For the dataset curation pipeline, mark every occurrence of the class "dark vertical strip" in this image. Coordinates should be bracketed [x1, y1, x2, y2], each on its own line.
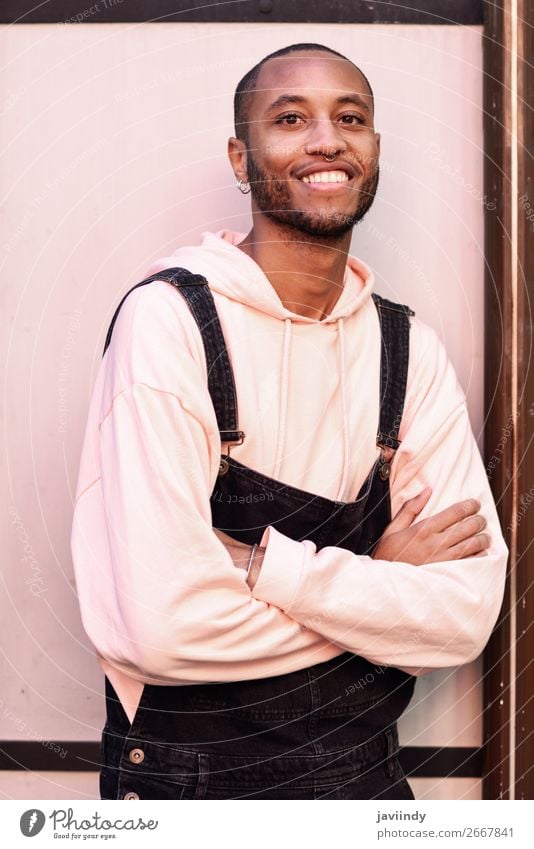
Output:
[482, 0, 534, 800]
[482, 0, 513, 802]
[514, 0, 534, 803]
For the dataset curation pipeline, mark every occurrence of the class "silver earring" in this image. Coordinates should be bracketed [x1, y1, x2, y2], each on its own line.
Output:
[323, 153, 336, 162]
[237, 178, 251, 194]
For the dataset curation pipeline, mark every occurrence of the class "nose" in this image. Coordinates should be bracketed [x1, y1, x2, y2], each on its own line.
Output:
[303, 117, 347, 158]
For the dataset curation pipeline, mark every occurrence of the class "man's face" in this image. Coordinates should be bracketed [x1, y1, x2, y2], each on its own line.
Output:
[241, 52, 380, 239]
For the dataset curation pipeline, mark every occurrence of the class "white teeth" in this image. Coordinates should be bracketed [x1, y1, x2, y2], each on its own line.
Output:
[302, 170, 349, 184]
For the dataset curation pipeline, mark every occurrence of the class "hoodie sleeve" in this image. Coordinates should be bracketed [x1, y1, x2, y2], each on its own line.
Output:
[251, 319, 509, 674]
[71, 281, 342, 686]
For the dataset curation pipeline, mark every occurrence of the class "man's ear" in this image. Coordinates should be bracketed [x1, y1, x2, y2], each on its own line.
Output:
[374, 132, 381, 158]
[228, 136, 248, 182]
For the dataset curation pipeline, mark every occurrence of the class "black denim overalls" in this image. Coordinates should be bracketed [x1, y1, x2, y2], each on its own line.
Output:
[99, 267, 417, 800]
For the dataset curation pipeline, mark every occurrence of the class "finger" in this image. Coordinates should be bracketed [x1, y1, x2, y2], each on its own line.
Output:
[438, 514, 487, 549]
[389, 487, 432, 531]
[424, 498, 481, 534]
[446, 532, 491, 560]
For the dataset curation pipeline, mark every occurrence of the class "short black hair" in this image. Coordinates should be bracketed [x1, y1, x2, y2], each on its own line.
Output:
[233, 42, 374, 146]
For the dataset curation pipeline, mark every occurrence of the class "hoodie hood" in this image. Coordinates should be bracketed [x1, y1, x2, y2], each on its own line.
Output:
[146, 229, 376, 500]
[146, 229, 375, 324]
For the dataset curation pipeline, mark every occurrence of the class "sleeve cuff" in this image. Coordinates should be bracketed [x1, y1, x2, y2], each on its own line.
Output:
[252, 525, 313, 611]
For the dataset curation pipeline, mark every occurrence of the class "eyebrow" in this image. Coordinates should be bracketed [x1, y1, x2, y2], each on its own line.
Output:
[263, 93, 371, 116]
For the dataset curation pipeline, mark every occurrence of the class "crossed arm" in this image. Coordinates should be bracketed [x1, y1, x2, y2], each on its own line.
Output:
[95, 395, 506, 681]
[216, 488, 492, 587]
[75, 295, 508, 685]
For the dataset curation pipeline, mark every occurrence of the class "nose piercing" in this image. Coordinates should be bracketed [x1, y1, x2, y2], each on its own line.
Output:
[323, 153, 336, 162]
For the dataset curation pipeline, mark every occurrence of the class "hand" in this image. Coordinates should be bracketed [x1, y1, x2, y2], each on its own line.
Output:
[371, 487, 491, 566]
[212, 528, 251, 570]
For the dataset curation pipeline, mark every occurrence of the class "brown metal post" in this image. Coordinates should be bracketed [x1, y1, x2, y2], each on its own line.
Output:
[482, 0, 534, 799]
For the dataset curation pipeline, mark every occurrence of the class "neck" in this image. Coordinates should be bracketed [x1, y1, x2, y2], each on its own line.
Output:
[237, 216, 351, 321]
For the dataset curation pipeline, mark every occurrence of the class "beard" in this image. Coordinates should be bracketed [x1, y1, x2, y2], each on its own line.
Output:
[245, 153, 380, 239]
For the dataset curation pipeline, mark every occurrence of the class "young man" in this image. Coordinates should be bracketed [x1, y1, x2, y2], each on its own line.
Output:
[71, 43, 508, 800]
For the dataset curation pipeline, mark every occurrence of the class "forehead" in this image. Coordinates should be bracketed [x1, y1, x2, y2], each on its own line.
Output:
[252, 51, 372, 112]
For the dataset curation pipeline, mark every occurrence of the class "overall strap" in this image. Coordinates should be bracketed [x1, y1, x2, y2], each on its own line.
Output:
[102, 267, 244, 446]
[370, 292, 415, 479]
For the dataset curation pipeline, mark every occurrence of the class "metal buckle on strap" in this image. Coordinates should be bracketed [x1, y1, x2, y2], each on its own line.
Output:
[377, 432, 401, 451]
[376, 438, 398, 481]
[218, 431, 245, 476]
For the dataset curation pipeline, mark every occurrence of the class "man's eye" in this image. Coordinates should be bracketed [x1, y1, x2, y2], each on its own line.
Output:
[339, 114, 365, 125]
[275, 113, 304, 126]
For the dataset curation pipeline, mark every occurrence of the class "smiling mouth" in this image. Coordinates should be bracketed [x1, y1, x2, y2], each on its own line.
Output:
[300, 170, 351, 185]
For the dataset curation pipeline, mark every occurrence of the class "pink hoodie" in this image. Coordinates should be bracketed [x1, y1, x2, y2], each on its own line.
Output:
[71, 229, 508, 724]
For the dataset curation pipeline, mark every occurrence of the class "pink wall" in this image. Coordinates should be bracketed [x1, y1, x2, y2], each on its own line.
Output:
[1, 21, 485, 799]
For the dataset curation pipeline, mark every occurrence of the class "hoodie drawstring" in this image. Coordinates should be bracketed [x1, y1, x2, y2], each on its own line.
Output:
[336, 318, 349, 502]
[272, 316, 349, 502]
[272, 318, 292, 480]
